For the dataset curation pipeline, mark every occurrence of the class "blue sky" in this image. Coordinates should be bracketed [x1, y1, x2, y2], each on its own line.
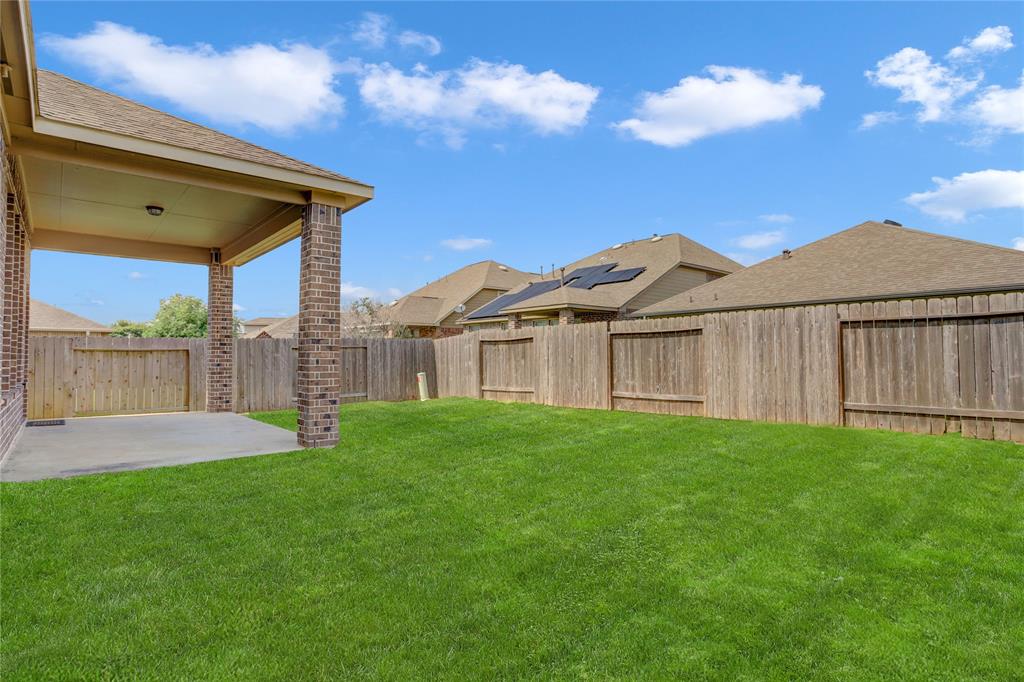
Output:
[29, 2, 1024, 324]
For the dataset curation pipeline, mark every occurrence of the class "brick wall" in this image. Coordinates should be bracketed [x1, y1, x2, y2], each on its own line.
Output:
[558, 309, 575, 325]
[206, 257, 234, 412]
[1, 137, 29, 462]
[577, 310, 621, 324]
[297, 202, 342, 448]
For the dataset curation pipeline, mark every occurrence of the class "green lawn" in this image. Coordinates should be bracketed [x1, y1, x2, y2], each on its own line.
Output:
[2, 399, 1022, 680]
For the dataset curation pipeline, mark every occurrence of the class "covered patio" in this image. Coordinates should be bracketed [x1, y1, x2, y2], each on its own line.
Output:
[1, 0, 372, 461]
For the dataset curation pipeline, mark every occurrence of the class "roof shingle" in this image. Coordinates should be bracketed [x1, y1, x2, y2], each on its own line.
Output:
[635, 221, 1024, 316]
[36, 70, 367, 186]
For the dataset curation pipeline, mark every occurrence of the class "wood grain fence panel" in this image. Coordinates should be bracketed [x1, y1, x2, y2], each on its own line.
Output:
[610, 328, 704, 416]
[481, 337, 535, 402]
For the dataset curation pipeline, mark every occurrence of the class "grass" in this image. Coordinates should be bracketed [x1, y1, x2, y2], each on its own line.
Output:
[2, 399, 1022, 680]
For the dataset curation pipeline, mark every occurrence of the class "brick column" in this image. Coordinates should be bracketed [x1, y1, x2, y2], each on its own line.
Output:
[206, 255, 234, 412]
[3, 204, 24, 396]
[297, 202, 341, 448]
[507, 314, 522, 330]
[558, 308, 575, 325]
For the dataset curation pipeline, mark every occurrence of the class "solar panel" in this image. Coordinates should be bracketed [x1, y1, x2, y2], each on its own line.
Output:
[463, 263, 648, 320]
[464, 280, 562, 319]
[588, 266, 645, 286]
[566, 263, 645, 289]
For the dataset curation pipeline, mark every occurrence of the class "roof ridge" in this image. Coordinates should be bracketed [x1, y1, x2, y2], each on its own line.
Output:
[38, 69, 365, 186]
[860, 220, 1024, 256]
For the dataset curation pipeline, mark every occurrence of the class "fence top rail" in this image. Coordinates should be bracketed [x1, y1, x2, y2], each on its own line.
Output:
[840, 308, 1024, 323]
[70, 337, 194, 351]
[480, 335, 534, 343]
[609, 327, 704, 336]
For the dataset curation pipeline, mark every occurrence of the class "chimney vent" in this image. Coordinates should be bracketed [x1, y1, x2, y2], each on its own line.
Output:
[883, 219, 902, 226]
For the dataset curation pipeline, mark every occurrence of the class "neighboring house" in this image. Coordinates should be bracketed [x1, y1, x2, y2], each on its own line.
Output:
[633, 221, 1024, 318]
[245, 315, 298, 339]
[246, 260, 535, 339]
[242, 317, 286, 336]
[388, 260, 536, 337]
[28, 300, 111, 337]
[462, 234, 741, 330]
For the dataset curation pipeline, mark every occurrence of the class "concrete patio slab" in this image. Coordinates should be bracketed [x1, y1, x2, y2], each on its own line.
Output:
[1, 412, 299, 482]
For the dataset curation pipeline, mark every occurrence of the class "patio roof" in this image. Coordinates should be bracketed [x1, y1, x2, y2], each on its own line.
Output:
[1, 0, 372, 266]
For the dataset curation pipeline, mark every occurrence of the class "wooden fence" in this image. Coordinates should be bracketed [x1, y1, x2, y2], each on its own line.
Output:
[435, 291, 1024, 443]
[27, 293, 1023, 444]
[28, 336, 436, 419]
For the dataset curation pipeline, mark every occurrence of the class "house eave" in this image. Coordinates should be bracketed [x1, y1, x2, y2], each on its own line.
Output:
[632, 283, 1024, 318]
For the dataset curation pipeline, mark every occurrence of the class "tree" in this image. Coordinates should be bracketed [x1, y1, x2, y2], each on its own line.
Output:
[344, 297, 412, 338]
[144, 294, 208, 338]
[109, 319, 149, 338]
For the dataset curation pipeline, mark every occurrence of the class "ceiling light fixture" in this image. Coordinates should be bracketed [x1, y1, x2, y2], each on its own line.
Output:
[145, 205, 164, 217]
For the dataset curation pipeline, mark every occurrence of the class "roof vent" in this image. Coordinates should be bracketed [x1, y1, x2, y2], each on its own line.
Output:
[650, 235, 663, 242]
[611, 243, 623, 250]
[883, 219, 902, 226]
[498, 265, 509, 271]
[782, 249, 792, 259]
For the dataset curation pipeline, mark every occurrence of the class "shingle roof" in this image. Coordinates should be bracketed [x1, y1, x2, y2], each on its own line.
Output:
[29, 300, 111, 333]
[635, 221, 1024, 316]
[467, 233, 741, 319]
[245, 315, 298, 339]
[244, 317, 286, 327]
[36, 70, 368, 186]
[389, 260, 536, 326]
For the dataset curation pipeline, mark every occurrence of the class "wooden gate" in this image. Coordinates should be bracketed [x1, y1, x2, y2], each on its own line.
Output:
[839, 305, 1024, 440]
[480, 336, 535, 402]
[609, 328, 705, 416]
[28, 337, 203, 419]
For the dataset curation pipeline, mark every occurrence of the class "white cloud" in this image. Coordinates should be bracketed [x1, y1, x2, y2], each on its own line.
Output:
[339, 282, 381, 301]
[1012, 237, 1024, 251]
[359, 59, 598, 147]
[725, 252, 767, 267]
[904, 169, 1024, 222]
[397, 30, 442, 56]
[613, 66, 823, 147]
[734, 230, 785, 249]
[859, 111, 901, 130]
[441, 237, 493, 251]
[968, 74, 1024, 135]
[89, 299, 105, 306]
[128, 271, 145, 280]
[352, 12, 390, 49]
[232, 303, 246, 313]
[385, 287, 404, 300]
[351, 13, 442, 56]
[759, 214, 793, 224]
[866, 47, 978, 122]
[43, 22, 342, 133]
[947, 26, 1014, 61]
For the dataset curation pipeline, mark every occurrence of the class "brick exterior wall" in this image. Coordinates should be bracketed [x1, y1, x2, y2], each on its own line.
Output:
[206, 257, 234, 412]
[558, 308, 575, 325]
[436, 326, 464, 338]
[507, 313, 522, 330]
[577, 310, 622, 324]
[297, 202, 342, 448]
[1, 136, 29, 462]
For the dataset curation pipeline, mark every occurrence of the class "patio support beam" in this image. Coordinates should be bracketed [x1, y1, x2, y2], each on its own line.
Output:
[206, 251, 234, 412]
[296, 202, 342, 448]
